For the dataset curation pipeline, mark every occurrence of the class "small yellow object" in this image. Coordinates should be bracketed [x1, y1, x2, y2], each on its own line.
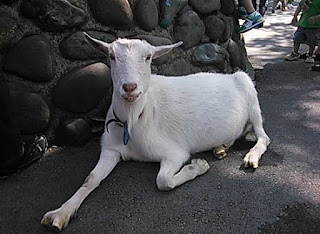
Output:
[214, 145, 227, 159]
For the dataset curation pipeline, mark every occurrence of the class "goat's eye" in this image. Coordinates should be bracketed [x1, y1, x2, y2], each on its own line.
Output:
[109, 54, 115, 60]
[145, 54, 151, 61]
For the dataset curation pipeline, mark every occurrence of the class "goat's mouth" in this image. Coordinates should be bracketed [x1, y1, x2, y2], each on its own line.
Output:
[123, 92, 142, 103]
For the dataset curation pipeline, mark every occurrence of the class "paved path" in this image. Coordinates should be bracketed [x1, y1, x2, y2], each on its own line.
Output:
[1, 3, 320, 234]
[245, 1, 308, 67]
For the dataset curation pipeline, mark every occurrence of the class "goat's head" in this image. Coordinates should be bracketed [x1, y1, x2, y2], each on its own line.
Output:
[84, 32, 182, 103]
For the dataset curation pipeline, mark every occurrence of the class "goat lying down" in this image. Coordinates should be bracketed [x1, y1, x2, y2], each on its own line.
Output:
[41, 33, 270, 231]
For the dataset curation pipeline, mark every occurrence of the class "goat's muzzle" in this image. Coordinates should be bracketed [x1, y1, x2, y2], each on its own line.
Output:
[122, 82, 137, 93]
[121, 82, 141, 103]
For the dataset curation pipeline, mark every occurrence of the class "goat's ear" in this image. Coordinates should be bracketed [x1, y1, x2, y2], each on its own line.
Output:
[83, 32, 110, 55]
[152, 41, 183, 59]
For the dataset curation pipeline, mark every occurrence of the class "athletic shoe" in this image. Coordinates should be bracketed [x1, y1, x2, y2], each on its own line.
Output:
[285, 52, 300, 61]
[305, 56, 315, 63]
[0, 135, 48, 178]
[239, 11, 265, 33]
[311, 61, 320, 71]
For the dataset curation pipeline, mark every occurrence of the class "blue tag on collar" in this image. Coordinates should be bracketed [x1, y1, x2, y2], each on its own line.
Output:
[123, 121, 130, 145]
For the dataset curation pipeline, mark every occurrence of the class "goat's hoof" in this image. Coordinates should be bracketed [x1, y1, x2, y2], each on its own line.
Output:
[41, 208, 71, 232]
[214, 145, 227, 159]
[251, 162, 259, 169]
[191, 159, 210, 175]
[243, 152, 259, 168]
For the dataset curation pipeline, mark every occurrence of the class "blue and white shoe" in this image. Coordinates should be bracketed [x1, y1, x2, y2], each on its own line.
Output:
[239, 11, 264, 33]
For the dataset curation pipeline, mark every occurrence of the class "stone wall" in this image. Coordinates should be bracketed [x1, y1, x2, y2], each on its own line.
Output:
[0, 0, 252, 146]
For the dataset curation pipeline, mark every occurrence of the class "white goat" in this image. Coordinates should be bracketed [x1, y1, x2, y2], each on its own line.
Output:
[41, 33, 270, 231]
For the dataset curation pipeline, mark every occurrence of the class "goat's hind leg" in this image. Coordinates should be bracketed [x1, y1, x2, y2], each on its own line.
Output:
[156, 152, 210, 191]
[243, 100, 270, 168]
[41, 150, 121, 231]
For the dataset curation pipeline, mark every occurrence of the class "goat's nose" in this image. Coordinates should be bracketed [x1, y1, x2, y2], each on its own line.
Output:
[122, 82, 137, 93]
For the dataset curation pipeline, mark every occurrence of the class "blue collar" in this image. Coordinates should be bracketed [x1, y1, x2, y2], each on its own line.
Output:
[106, 110, 144, 145]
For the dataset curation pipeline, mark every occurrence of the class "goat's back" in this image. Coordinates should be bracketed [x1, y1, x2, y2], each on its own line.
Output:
[147, 71, 256, 153]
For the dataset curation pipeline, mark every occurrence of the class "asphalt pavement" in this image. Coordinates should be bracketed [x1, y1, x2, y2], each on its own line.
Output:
[1, 2, 320, 234]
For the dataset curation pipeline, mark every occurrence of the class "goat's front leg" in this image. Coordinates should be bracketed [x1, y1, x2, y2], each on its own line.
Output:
[41, 149, 121, 232]
[156, 154, 210, 191]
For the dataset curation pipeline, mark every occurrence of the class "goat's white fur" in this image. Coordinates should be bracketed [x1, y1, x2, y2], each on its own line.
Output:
[41, 33, 270, 231]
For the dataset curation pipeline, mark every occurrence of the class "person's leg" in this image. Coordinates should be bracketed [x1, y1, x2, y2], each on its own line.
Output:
[285, 26, 304, 60]
[312, 46, 320, 70]
[0, 77, 47, 178]
[238, 0, 264, 33]
[259, 0, 268, 15]
[304, 28, 319, 63]
[304, 45, 315, 63]
[251, 0, 257, 11]
[293, 41, 301, 53]
[272, 0, 280, 12]
[0, 77, 23, 169]
[239, 0, 255, 12]
[281, 0, 286, 10]
[308, 45, 315, 57]
[314, 32, 320, 66]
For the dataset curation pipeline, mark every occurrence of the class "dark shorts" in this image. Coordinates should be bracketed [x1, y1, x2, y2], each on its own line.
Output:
[294, 26, 320, 46]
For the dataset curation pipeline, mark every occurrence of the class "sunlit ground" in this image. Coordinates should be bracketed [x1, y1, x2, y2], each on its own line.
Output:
[244, 1, 309, 67]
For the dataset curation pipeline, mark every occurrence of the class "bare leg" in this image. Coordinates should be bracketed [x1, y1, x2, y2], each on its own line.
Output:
[294, 42, 301, 53]
[259, 0, 268, 15]
[156, 154, 210, 191]
[239, 0, 255, 12]
[272, 0, 280, 11]
[41, 149, 121, 231]
[281, 0, 286, 10]
[308, 45, 315, 57]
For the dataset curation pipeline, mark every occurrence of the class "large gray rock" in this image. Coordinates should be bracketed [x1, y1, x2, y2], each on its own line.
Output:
[204, 15, 225, 43]
[20, 0, 87, 32]
[89, 0, 133, 29]
[0, 0, 18, 4]
[134, 0, 158, 31]
[159, 0, 188, 28]
[55, 118, 92, 146]
[60, 31, 117, 60]
[158, 58, 192, 76]
[3, 35, 54, 82]
[226, 39, 243, 69]
[0, 9, 18, 52]
[173, 10, 205, 49]
[189, 0, 221, 15]
[220, 15, 235, 42]
[220, 0, 235, 16]
[53, 63, 112, 113]
[10, 91, 50, 134]
[131, 35, 172, 65]
[192, 43, 229, 70]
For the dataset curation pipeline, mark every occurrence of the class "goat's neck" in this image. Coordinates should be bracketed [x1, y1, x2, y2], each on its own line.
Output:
[112, 93, 150, 133]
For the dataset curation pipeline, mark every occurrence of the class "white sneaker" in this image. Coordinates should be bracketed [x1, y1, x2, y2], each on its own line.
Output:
[287, 3, 293, 9]
[305, 56, 315, 63]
